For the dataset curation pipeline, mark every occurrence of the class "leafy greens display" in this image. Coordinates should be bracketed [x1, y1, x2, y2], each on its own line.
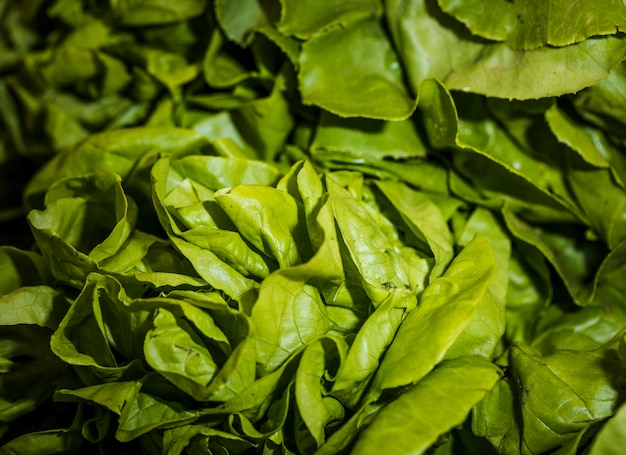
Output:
[2, 0, 626, 454]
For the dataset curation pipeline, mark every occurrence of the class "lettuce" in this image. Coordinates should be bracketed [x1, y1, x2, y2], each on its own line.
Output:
[2, 1, 626, 454]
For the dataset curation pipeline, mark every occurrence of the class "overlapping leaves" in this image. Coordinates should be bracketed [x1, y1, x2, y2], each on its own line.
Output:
[2, 0, 626, 454]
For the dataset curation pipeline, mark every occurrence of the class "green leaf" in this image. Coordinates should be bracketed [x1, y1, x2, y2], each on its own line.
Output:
[162, 423, 255, 455]
[372, 235, 495, 393]
[531, 304, 626, 353]
[438, 0, 626, 49]
[214, 185, 309, 268]
[112, 0, 208, 26]
[144, 307, 220, 400]
[55, 381, 140, 416]
[504, 242, 552, 344]
[294, 336, 345, 452]
[444, 36, 626, 100]
[0, 285, 69, 333]
[565, 152, 626, 250]
[546, 104, 611, 169]
[503, 209, 606, 306]
[50, 274, 150, 382]
[547, 101, 626, 188]
[588, 402, 626, 455]
[315, 400, 383, 455]
[471, 377, 522, 455]
[215, 0, 280, 45]
[24, 127, 212, 211]
[0, 325, 68, 423]
[0, 406, 84, 454]
[217, 349, 301, 422]
[27, 171, 196, 291]
[203, 28, 259, 89]
[328, 176, 417, 304]
[99, 285, 255, 402]
[475, 337, 626, 454]
[445, 208, 509, 359]
[299, 17, 416, 120]
[278, 0, 382, 39]
[0, 247, 51, 296]
[251, 275, 333, 374]
[352, 356, 501, 455]
[116, 374, 207, 442]
[420, 80, 584, 221]
[151, 157, 261, 303]
[589, 239, 626, 308]
[374, 180, 453, 281]
[330, 290, 413, 409]
[572, 62, 626, 136]
[513, 339, 626, 453]
[386, 0, 626, 99]
[311, 111, 427, 166]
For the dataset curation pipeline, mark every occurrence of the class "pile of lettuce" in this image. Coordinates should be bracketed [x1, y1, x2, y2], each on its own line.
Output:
[2, 1, 626, 454]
